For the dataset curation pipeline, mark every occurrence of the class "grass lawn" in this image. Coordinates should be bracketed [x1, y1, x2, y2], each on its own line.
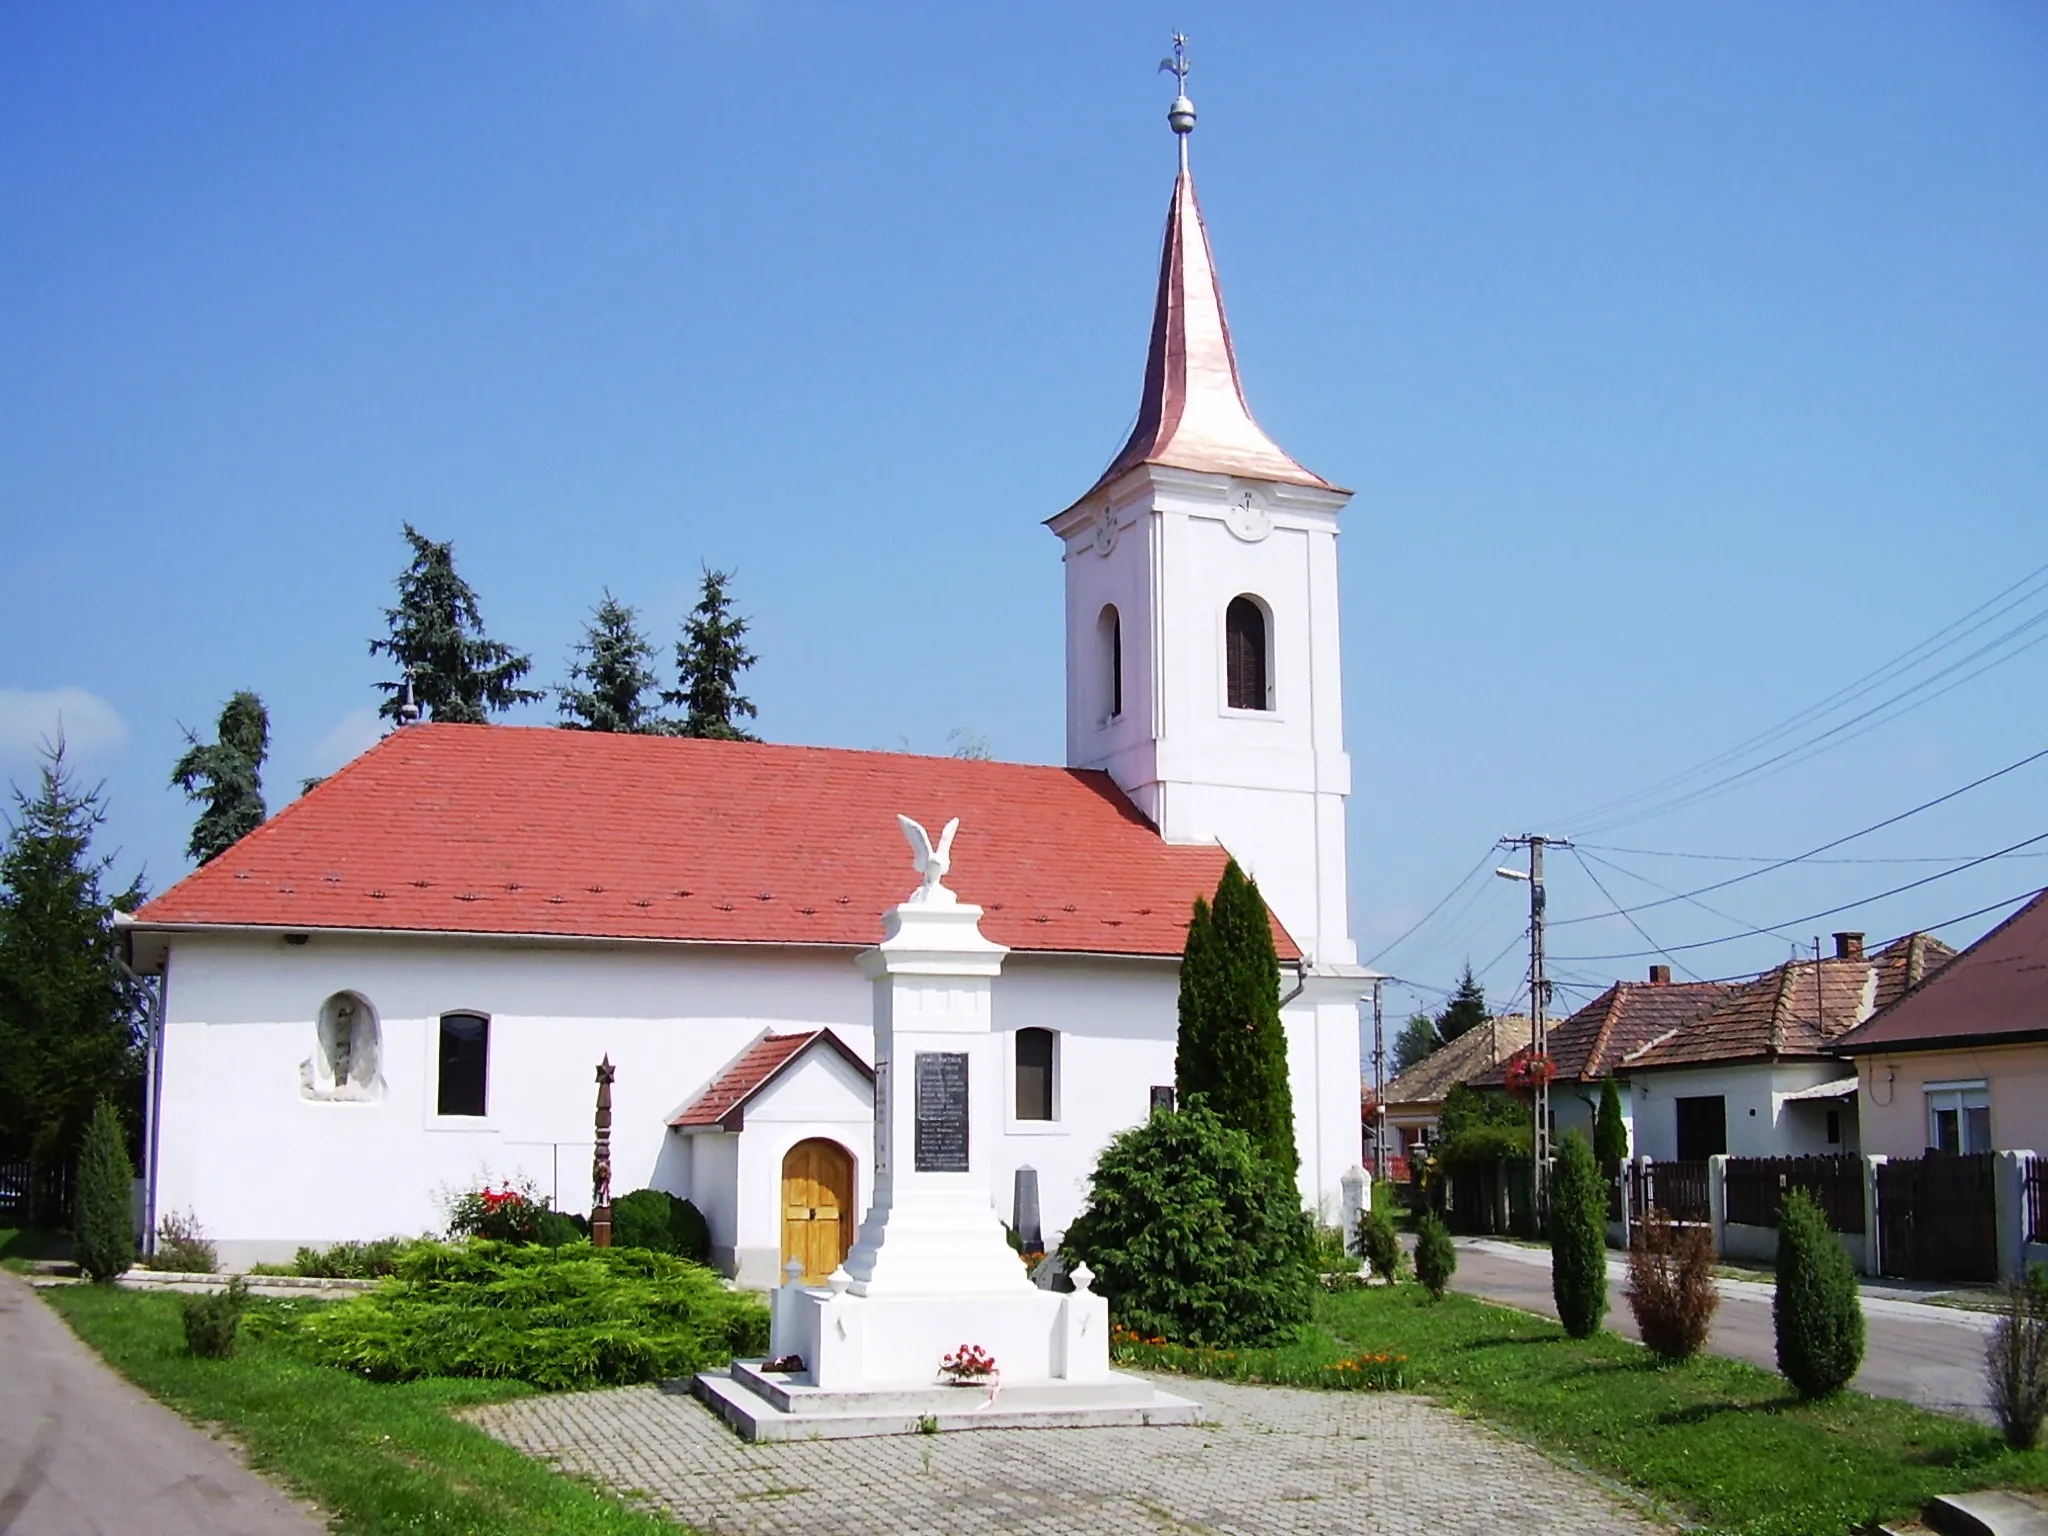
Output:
[43, 1285, 689, 1536]
[1313, 1284, 2042, 1536]
[0, 1226, 72, 1267]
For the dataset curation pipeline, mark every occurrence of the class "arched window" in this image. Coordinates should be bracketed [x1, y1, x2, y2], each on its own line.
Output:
[437, 1012, 490, 1118]
[1098, 604, 1123, 720]
[301, 992, 384, 1101]
[1015, 1028, 1057, 1122]
[1225, 596, 1270, 711]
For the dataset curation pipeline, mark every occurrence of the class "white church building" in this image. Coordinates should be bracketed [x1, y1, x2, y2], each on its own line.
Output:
[125, 89, 1373, 1282]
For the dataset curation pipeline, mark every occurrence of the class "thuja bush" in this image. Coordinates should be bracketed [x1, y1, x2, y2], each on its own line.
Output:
[1357, 1198, 1403, 1286]
[1988, 1266, 2048, 1450]
[609, 1188, 710, 1263]
[74, 1098, 135, 1283]
[298, 1240, 768, 1391]
[1414, 1212, 1457, 1301]
[1060, 1101, 1316, 1348]
[1774, 1187, 1865, 1399]
[1549, 1130, 1608, 1339]
[1625, 1212, 1718, 1361]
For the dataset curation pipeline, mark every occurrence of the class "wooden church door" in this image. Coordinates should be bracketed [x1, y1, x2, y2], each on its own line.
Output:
[780, 1138, 854, 1282]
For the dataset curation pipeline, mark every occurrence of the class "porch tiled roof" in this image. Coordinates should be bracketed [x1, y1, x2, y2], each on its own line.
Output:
[669, 1029, 872, 1131]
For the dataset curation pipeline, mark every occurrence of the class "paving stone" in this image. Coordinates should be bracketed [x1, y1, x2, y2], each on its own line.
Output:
[467, 1374, 1666, 1534]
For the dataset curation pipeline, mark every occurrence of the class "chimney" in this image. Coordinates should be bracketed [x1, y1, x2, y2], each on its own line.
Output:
[1833, 932, 1865, 961]
[1648, 965, 1671, 986]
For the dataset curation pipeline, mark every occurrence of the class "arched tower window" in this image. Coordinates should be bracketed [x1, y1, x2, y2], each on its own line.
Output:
[301, 991, 384, 1101]
[1098, 605, 1123, 721]
[1225, 596, 1270, 711]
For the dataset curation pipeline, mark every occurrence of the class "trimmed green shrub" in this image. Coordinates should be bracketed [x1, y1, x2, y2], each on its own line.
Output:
[1433, 1083, 1533, 1173]
[607, 1188, 706, 1261]
[73, 1098, 135, 1283]
[1357, 1186, 1403, 1286]
[1060, 1102, 1316, 1348]
[297, 1240, 768, 1390]
[1593, 1076, 1629, 1163]
[143, 1208, 217, 1274]
[181, 1275, 248, 1358]
[291, 1237, 418, 1279]
[1549, 1130, 1607, 1338]
[1174, 860, 1298, 1178]
[1774, 1186, 1864, 1399]
[1414, 1212, 1457, 1300]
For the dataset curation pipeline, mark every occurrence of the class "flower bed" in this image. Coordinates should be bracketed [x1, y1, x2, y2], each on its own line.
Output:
[1110, 1324, 1408, 1391]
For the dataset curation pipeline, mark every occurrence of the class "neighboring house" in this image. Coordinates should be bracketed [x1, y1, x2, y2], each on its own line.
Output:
[1378, 1015, 1534, 1169]
[1833, 889, 2048, 1158]
[1470, 967, 1729, 1156]
[119, 123, 1377, 1281]
[1622, 932, 1954, 1161]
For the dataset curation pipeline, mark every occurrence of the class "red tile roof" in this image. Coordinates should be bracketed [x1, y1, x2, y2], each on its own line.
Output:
[1382, 1015, 1534, 1109]
[1469, 979, 1732, 1089]
[1625, 936, 1957, 1070]
[1834, 893, 2048, 1054]
[133, 724, 1291, 960]
[670, 1030, 871, 1130]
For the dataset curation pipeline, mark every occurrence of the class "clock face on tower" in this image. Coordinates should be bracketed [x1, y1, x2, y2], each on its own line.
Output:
[1225, 489, 1272, 543]
[1092, 505, 1121, 557]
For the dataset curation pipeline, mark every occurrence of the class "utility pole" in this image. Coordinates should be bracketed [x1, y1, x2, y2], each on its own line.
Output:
[1499, 834, 1571, 1217]
[1371, 978, 1387, 1183]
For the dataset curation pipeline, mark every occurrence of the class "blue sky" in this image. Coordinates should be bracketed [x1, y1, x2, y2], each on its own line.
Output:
[4, 3, 2046, 1020]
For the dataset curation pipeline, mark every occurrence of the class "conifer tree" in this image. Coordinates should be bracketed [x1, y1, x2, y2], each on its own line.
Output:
[169, 691, 269, 864]
[1392, 1012, 1440, 1075]
[369, 523, 540, 725]
[556, 590, 666, 734]
[1175, 860, 1298, 1178]
[665, 566, 759, 741]
[1550, 1129, 1609, 1338]
[1436, 962, 1488, 1043]
[0, 745, 147, 1178]
[1594, 1076, 1629, 1163]
[74, 1097, 135, 1282]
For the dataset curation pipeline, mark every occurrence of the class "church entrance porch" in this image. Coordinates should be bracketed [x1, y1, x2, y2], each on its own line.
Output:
[781, 1138, 854, 1282]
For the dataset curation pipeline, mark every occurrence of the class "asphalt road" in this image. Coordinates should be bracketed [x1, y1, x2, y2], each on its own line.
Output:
[1446, 1236, 1998, 1424]
[0, 1272, 326, 1536]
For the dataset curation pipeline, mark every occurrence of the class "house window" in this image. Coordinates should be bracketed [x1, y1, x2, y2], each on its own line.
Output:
[1099, 605, 1123, 721]
[1826, 1109, 1841, 1145]
[1926, 1081, 1990, 1154]
[1015, 1028, 1056, 1121]
[437, 1013, 490, 1117]
[1225, 596, 1270, 711]
[1673, 1095, 1726, 1161]
[303, 992, 384, 1101]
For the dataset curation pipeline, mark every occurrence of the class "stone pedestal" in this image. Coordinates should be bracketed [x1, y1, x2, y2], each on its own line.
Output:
[697, 865, 1198, 1440]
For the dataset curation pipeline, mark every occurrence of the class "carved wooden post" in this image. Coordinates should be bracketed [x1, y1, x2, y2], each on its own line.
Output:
[592, 1055, 615, 1248]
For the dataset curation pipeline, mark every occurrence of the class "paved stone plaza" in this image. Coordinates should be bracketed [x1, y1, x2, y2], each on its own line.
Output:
[469, 1375, 1667, 1535]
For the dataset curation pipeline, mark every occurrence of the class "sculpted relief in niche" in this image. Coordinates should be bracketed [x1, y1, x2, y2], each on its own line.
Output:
[301, 991, 385, 1101]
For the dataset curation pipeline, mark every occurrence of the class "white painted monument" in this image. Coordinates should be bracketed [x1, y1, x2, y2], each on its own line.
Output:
[694, 817, 1201, 1440]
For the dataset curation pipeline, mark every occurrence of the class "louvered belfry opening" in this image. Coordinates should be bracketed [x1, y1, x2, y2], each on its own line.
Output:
[1225, 596, 1268, 710]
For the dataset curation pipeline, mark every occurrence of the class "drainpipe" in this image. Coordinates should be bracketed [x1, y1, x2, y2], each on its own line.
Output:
[119, 945, 169, 1257]
[1280, 957, 1308, 1008]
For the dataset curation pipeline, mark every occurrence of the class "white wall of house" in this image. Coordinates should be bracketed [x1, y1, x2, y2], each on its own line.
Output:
[1630, 1061, 1857, 1161]
[153, 929, 1359, 1271]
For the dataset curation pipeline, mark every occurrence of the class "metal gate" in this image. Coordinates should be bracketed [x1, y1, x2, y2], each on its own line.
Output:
[1876, 1152, 1995, 1282]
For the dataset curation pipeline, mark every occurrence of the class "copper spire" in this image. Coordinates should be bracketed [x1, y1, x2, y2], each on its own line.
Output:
[1076, 43, 1337, 502]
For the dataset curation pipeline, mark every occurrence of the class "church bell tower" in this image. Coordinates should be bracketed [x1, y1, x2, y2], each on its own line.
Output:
[1047, 44, 1358, 969]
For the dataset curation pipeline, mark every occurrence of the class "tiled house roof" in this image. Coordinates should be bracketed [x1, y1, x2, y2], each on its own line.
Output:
[130, 724, 1295, 960]
[1383, 1016, 1535, 1111]
[1834, 892, 2048, 1054]
[669, 1030, 872, 1131]
[1625, 935, 1957, 1070]
[1469, 977, 1731, 1089]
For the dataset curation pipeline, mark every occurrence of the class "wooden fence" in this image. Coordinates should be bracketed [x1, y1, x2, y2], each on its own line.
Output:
[1723, 1155, 1865, 1234]
[1876, 1152, 1996, 1282]
[1628, 1159, 1710, 1226]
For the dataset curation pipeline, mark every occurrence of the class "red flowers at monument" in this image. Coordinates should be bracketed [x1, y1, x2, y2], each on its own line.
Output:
[939, 1344, 998, 1381]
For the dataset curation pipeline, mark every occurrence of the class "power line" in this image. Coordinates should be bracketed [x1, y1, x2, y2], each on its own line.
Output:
[1364, 847, 1499, 967]
[1549, 742, 2048, 928]
[1576, 847, 1799, 945]
[1553, 830, 2048, 962]
[1567, 846, 1703, 981]
[1578, 841, 2048, 867]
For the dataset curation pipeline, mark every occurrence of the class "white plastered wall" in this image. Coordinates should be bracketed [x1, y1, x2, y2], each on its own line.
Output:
[720, 1046, 871, 1288]
[1630, 1062, 1858, 1161]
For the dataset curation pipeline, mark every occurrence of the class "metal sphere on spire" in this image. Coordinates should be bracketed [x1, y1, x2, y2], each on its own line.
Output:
[1160, 32, 1195, 137]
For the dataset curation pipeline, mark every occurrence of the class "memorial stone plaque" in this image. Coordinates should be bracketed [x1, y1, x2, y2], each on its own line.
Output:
[914, 1052, 970, 1173]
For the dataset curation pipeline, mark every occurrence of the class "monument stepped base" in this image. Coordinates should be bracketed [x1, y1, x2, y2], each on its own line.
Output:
[693, 1361, 1202, 1441]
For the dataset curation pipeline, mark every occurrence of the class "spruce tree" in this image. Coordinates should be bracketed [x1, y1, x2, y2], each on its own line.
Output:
[1436, 963, 1488, 1043]
[369, 523, 540, 724]
[556, 590, 666, 733]
[1594, 1076, 1629, 1163]
[0, 745, 146, 1177]
[1174, 860, 1297, 1178]
[169, 691, 269, 864]
[665, 566, 759, 741]
[1392, 1012, 1440, 1075]
[74, 1097, 135, 1282]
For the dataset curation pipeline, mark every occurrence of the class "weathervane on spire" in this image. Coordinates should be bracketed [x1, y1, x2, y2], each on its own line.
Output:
[1160, 32, 1196, 149]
